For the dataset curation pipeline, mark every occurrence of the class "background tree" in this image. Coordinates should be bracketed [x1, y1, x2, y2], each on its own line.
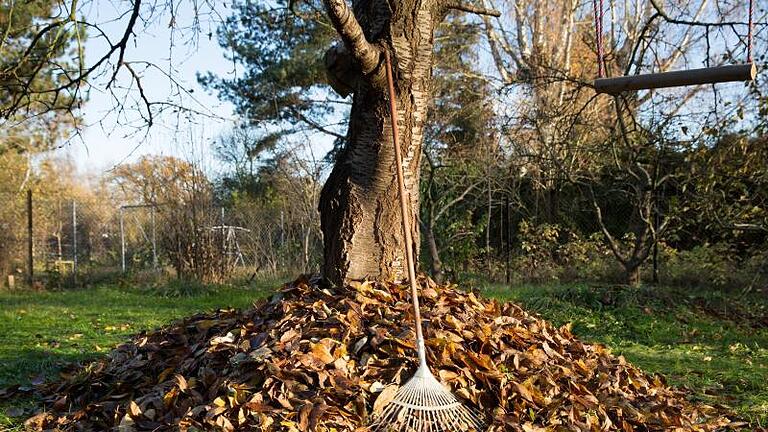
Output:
[418, 13, 493, 281]
[677, 134, 767, 244]
[214, 128, 325, 274]
[584, 131, 674, 286]
[110, 155, 230, 282]
[199, 0, 347, 144]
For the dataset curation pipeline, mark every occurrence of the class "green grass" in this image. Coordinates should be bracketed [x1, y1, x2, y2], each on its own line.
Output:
[480, 283, 768, 427]
[1, 280, 766, 429]
[0, 279, 277, 429]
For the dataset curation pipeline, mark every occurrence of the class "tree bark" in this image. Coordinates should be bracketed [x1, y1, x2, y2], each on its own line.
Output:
[319, 0, 498, 284]
[422, 220, 444, 283]
[320, 0, 438, 284]
[625, 262, 641, 287]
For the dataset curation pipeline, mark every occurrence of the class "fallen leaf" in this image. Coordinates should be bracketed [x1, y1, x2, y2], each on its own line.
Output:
[20, 277, 738, 431]
[372, 385, 398, 414]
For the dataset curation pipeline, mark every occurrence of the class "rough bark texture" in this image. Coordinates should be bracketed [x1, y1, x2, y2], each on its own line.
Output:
[320, 0, 444, 284]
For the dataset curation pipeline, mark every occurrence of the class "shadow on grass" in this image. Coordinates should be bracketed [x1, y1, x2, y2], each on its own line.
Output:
[0, 348, 103, 388]
[0, 347, 109, 430]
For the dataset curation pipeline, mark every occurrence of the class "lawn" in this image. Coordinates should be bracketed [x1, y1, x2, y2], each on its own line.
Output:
[1, 279, 766, 429]
[480, 282, 768, 428]
[0, 279, 277, 430]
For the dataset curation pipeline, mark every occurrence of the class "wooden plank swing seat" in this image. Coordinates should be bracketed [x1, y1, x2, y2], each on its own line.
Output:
[591, 0, 757, 95]
[594, 62, 758, 95]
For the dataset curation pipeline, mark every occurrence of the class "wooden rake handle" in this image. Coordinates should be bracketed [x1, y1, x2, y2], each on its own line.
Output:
[384, 50, 427, 367]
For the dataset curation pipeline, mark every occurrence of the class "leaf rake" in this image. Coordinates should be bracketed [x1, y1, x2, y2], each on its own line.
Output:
[369, 50, 487, 432]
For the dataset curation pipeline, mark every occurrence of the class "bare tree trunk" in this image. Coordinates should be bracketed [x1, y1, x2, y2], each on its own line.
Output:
[422, 220, 444, 283]
[320, 84, 426, 283]
[303, 224, 311, 272]
[625, 262, 641, 287]
[320, 1, 431, 285]
[546, 185, 559, 223]
[319, 0, 499, 284]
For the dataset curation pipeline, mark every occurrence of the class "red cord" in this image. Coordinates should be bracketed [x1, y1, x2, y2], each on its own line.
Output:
[593, 0, 605, 77]
[747, 0, 754, 62]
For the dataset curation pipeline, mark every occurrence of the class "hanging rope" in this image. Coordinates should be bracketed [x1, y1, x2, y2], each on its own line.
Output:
[593, 0, 605, 77]
[747, 0, 754, 62]
[592, 0, 756, 90]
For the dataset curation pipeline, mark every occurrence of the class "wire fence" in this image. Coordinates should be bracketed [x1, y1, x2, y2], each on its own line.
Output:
[0, 184, 763, 290]
[0, 190, 323, 288]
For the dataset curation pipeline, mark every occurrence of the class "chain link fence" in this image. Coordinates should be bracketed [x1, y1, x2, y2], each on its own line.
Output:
[0, 191, 322, 289]
[0, 191, 116, 288]
[2, 183, 761, 290]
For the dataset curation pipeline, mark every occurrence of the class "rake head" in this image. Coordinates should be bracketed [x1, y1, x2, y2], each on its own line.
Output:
[370, 365, 486, 432]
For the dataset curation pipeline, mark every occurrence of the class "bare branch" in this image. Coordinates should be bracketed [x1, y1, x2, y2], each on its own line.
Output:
[322, 0, 379, 74]
[445, 2, 501, 17]
[1, 0, 143, 120]
[648, 0, 754, 28]
[732, 223, 768, 233]
[108, 0, 143, 86]
[481, 16, 512, 82]
[287, 105, 346, 140]
[588, 186, 627, 265]
[434, 181, 482, 222]
[124, 63, 153, 127]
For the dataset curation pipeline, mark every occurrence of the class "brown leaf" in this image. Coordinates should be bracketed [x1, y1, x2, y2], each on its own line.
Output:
[52, 395, 68, 411]
[175, 374, 188, 391]
[311, 342, 335, 365]
[128, 400, 142, 419]
[309, 402, 327, 431]
[298, 402, 313, 432]
[372, 385, 398, 414]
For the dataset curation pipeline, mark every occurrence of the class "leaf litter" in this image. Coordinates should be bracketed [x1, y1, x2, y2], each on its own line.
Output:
[17, 276, 745, 431]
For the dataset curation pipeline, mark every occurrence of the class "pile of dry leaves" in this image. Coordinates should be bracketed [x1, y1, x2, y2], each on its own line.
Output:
[24, 276, 741, 431]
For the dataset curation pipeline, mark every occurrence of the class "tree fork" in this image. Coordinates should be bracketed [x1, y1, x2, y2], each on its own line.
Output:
[319, 0, 499, 284]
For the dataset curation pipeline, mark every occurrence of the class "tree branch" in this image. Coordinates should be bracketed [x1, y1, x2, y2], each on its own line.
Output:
[1, 0, 143, 120]
[588, 186, 628, 265]
[648, 0, 755, 28]
[445, 2, 501, 17]
[287, 105, 346, 140]
[435, 181, 482, 222]
[481, 16, 512, 82]
[124, 62, 153, 127]
[322, 0, 379, 74]
[108, 0, 142, 83]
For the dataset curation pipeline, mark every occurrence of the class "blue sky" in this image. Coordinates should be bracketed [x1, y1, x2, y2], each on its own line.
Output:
[59, 0, 763, 176]
[63, 2, 238, 174]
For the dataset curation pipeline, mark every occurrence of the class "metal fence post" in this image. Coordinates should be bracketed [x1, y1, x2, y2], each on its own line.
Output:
[280, 210, 285, 268]
[652, 192, 661, 284]
[120, 206, 126, 273]
[221, 207, 227, 274]
[221, 206, 226, 252]
[505, 195, 511, 284]
[27, 189, 33, 285]
[72, 200, 78, 286]
[151, 205, 158, 269]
